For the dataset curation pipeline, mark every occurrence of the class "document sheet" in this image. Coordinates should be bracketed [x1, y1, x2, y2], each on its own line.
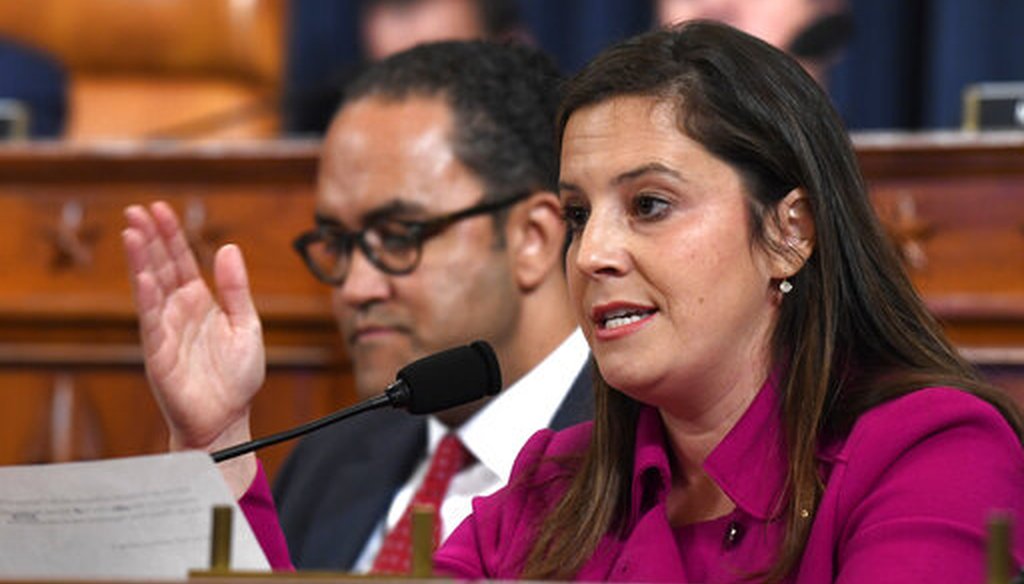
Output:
[0, 451, 269, 579]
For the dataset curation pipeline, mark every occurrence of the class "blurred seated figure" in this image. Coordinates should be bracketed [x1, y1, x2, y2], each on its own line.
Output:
[285, 0, 523, 135]
[362, 0, 522, 61]
[653, 0, 851, 85]
[0, 37, 67, 138]
[124, 39, 591, 573]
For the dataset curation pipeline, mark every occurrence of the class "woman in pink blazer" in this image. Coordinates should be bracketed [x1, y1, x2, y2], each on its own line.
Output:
[434, 21, 1024, 583]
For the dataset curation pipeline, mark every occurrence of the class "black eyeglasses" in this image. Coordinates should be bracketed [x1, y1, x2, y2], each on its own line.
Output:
[293, 192, 530, 286]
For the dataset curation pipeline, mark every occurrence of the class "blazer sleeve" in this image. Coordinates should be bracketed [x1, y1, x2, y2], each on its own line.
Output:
[832, 388, 1024, 584]
[239, 461, 294, 571]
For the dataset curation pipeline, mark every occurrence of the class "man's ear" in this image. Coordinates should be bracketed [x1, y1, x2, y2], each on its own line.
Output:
[505, 191, 566, 291]
[768, 188, 816, 278]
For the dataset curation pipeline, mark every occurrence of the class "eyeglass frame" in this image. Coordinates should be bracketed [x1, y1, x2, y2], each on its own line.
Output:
[292, 190, 532, 286]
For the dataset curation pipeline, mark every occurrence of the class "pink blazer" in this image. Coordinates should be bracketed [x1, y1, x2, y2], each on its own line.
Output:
[435, 385, 1024, 583]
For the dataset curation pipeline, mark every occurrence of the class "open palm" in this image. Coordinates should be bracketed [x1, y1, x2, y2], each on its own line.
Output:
[122, 202, 265, 454]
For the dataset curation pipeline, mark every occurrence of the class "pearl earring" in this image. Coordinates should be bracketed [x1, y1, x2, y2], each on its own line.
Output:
[779, 279, 793, 294]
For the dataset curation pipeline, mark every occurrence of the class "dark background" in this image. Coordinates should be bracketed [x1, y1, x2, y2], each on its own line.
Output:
[285, 0, 1024, 131]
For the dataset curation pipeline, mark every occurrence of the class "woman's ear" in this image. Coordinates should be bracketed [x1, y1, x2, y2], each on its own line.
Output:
[505, 191, 566, 291]
[768, 188, 816, 278]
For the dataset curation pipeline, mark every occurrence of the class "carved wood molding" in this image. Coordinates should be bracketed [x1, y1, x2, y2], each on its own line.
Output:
[0, 343, 340, 368]
[874, 190, 935, 271]
[21, 372, 104, 464]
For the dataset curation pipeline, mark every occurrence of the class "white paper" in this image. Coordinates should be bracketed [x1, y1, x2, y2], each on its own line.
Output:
[0, 451, 270, 580]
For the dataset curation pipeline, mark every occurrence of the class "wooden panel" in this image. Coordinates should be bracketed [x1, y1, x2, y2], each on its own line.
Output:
[0, 133, 1020, 481]
[0, 363, 351, 478]
[0, 0, 286, 139]
[0, 368, 164, 465]
[68, 78, 280, 140]
[855, 131, 1024, 406]
[0, 0, 285, 82]
[0, 140, 326, 320]
[0, 140, 354, 480]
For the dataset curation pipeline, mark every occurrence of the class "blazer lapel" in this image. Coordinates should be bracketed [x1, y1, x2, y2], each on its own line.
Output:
[550, 359, 594, 431]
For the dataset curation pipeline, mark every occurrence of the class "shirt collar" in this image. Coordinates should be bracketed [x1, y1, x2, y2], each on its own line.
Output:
[703, 371, 788, 520]
[428, 329, 590, 484]
[629, 406, 673, 525]
[630, 372, 788, 522]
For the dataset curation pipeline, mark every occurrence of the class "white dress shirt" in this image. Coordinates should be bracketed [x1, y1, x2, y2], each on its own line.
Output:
[352, 329, 590, 572]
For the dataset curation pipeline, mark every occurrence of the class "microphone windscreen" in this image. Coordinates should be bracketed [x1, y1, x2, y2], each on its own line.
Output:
[395, 341, 502, 414]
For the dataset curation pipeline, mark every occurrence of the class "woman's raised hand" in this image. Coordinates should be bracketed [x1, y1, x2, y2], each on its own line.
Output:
[122, 201, 265, 494]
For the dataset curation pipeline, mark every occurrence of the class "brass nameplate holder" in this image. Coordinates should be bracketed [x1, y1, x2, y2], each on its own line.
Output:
[191, 505, 445, 582]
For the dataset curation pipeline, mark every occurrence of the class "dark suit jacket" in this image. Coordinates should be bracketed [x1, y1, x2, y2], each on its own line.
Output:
[272, 363, 594, 570]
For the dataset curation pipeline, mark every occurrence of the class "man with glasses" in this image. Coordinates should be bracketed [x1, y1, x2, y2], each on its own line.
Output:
[122, 40, 591, 572]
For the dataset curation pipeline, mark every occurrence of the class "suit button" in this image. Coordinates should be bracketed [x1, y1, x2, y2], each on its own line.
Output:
[724, 521, 745, 550]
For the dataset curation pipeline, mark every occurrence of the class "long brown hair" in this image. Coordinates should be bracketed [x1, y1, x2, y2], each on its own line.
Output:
[521, 21, 1024, 581]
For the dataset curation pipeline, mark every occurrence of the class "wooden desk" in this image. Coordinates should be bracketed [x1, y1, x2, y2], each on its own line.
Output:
[0, 132, 1020, 479]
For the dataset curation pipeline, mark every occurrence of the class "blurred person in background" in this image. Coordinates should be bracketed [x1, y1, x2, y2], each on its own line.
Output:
[653, 0, 852, 85]
[124, 39, 592, 573]
[285, 0, 524, 135]
[361, 0, 523, 61]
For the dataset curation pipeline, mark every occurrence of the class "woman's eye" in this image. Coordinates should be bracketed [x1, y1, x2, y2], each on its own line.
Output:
[561, 203, 589, 232]
[632, 194, 670, 220]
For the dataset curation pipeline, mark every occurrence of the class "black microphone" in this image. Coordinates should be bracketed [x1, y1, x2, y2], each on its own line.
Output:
[211, 341, 501, 462]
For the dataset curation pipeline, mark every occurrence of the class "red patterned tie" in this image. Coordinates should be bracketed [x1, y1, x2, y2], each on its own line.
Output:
[370, 434, 469, 575]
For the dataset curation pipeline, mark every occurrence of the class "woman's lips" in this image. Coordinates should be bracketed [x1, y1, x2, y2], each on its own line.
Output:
[591, 302, 658, 340]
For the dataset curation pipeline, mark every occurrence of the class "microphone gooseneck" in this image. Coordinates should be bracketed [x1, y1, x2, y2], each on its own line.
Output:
[209, 395, 390, 463]
[210, 341, 501, 463]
